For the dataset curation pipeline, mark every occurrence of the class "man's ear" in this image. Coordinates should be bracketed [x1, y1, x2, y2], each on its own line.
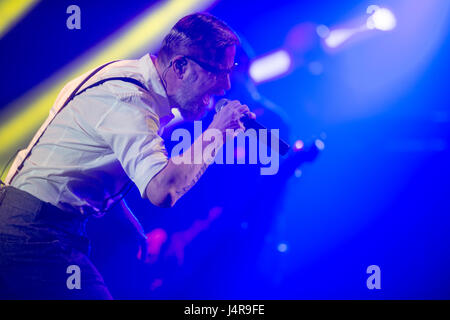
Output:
[172, 56, 188, 79]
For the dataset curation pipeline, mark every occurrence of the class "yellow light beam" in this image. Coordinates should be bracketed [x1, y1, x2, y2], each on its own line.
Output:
[0, 0, 40, 39]
[0, 0, 213, 179]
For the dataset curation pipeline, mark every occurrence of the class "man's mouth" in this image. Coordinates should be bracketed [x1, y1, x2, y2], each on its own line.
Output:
[202, 95, 211, 107]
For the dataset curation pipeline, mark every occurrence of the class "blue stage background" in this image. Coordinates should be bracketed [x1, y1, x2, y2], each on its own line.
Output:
[1, 0, 449, 299]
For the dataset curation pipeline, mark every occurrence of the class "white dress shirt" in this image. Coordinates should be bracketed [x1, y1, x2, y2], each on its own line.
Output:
[10, 54, 174, 215]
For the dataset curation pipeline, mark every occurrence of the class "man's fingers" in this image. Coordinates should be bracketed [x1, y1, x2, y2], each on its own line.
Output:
[217, 100, 255, 132]
[223, 101, 253, 118]
[223, 100, 240, 110]
[236, 105, 250, 117]
[247, 111, 256, 119]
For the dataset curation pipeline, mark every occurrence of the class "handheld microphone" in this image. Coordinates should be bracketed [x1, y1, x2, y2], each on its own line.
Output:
[215, 99, 290, 156]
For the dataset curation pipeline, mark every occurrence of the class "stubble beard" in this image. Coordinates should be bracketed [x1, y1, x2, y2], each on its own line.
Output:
[174, 81, 205, 121]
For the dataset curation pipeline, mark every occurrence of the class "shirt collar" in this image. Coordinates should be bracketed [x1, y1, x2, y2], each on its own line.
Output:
[139, 54, 173, 125]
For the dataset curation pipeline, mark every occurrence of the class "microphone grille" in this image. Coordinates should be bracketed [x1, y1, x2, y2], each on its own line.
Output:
[215, 98, 229, 113]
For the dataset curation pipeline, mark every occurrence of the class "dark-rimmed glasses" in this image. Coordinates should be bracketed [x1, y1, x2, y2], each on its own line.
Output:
[183, 55, 238, 78]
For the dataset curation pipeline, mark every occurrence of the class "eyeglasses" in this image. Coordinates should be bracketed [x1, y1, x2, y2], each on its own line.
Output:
[183, 55, 238, 78]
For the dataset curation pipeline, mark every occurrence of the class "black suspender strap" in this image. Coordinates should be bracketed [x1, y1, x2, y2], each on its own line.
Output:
[75, 77, 149, 97]
[59, 60, 120, 111]
[6, 60, 149, 185]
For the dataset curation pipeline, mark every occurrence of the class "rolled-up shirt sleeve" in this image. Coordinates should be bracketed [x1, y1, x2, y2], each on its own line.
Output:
[93, 93, 169, 198]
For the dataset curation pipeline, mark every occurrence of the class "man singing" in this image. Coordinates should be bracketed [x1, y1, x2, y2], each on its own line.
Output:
[0, 12, 254, 299]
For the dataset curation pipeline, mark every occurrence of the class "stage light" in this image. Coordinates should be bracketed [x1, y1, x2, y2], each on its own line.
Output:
[294, 169, 302, 178]
[324, 28, 358, 48]
[323, 5, 396, 49]
[315, 139, 325, 151]
[277, 243, 288, 253]
[293, 140, 304, 151]
[0, 0, 40, 39]
[249, 50, 292, 83]
[316, 24, 330, 38]
[366, 6, 396, 31]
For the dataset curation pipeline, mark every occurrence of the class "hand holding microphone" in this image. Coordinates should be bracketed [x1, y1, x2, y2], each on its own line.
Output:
[209, 99, 256, 137]
[213, 98, 290, 155]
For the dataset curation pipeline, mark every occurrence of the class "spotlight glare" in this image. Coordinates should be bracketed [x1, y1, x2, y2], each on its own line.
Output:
[293, 140, 304, 151]
[367, 7, 396, 31]
[0, 0, 40, 39]
[249, 50, 292, 83]
[316, 24, 330, 38]
[324, 28, 356, 48]
[315, 139, 325, 150]
[277, 243, 288, 253]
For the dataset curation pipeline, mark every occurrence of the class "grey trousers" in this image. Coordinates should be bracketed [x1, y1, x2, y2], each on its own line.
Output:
[0, 186, 112, 299]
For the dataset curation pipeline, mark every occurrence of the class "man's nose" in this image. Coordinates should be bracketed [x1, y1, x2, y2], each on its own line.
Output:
[217, 73, 231, 94]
